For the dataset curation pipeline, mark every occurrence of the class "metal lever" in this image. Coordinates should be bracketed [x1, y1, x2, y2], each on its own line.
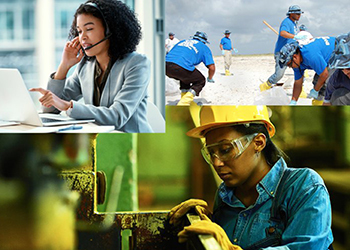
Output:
[185, 213, 224, 250]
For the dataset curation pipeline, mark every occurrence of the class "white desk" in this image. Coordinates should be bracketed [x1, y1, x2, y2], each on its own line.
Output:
[0, 123, 117, 133]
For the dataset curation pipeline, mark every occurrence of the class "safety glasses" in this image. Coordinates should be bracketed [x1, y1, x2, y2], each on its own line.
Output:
[201, 133, 258, 165]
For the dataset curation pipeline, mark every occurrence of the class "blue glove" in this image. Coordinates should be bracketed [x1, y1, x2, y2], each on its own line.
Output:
[294, 34, 307, 40]
[233, 48, 238, 53]
[290, 100, 297, 105]
[308, 89, 319, 99]
[207, 78, 215, 83]
[221, 50, 225, 55]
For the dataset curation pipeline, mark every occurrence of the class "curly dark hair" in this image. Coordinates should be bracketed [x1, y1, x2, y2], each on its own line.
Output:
[68, 0, 142, 61]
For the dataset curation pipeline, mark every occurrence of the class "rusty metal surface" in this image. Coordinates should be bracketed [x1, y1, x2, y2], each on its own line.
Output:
[129, 212, 184, 250]
[76, 212, 184, 250]
[60, 171, 96, 220]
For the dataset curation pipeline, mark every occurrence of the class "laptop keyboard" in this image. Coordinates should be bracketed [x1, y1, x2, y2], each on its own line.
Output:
[41, 117, 64, 123]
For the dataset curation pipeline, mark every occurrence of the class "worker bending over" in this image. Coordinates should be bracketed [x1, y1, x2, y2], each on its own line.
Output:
[260, 5, 307, 92]
[166, 31, 215, 106]
[279, 36, 336, 105]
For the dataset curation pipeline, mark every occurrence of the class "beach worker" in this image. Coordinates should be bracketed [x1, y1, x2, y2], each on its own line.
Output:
[30, 0, 152, 133]
[165, 32, 180, 54]
[169, 105, 333, 249]
[324, 33, 350, 105]
[220, 30, 237, 76]
[279, 36, 337, 105]
[297, 24, 313, 46]
[260, 5, 306, 92]
[296, 24, 314, 80]
[165, 31, 215, 105]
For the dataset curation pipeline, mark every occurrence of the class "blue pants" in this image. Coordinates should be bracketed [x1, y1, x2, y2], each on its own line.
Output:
[331, 88, 350, 105]
[268, 52, 287, 85]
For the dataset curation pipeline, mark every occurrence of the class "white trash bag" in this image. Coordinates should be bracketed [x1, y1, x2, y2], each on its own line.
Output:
[199, 84, 210, 101]
[254, 86, 290, 105]
[165, 76, 180, 96]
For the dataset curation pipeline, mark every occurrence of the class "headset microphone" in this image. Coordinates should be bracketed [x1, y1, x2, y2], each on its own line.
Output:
[84, 33, 112, 50]
[82, 2, 112, 51]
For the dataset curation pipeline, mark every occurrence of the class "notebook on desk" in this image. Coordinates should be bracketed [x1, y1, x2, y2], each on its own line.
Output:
[0, 68, 94, 127]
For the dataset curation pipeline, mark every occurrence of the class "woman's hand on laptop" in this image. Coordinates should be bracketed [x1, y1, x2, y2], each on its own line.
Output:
[30, 88, 72, 111]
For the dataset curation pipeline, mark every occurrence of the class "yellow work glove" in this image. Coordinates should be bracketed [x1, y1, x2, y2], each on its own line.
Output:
[178, 214, 243, 250]
[168, 199, 212, 226]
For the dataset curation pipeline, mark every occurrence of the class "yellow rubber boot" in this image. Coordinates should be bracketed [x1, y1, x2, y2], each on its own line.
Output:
[177, 92, 194, 106]
[225, 69, 231, 76]
[299, 87, 307, 98]
[312, 99, 324, 106]
[260, 81, 272, 92]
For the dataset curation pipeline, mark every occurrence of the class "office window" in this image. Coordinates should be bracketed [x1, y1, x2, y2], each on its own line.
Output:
[55, 9, 76, 40]
[122, 0, 134, 10]
[22, 8, 34, 40]
[0, 2, 35, 42]
[0, 11, 14, 40]
[54, 1, 81, 71]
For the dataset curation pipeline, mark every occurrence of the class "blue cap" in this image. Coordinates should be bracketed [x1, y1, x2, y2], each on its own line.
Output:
[169, 32, 175, 36]
[278, 42, 299, 68]
[191, 31, 210, 44]
[224, 30, 231, 34]
[287, 5, 304, 15]
[299, 24, 307, 31]
[329, 32, 350, 69]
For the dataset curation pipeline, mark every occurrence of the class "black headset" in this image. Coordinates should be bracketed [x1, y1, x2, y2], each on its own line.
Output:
[82, 2, 112, 50]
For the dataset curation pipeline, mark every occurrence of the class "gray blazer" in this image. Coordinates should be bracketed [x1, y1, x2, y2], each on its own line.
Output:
[44, 52, 153, 133]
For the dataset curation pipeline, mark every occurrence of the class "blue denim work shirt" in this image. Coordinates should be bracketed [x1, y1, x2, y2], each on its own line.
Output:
[212, 158, 333, 250]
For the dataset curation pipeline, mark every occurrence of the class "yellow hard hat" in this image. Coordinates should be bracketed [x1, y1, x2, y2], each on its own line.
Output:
[186, 105, 275, 138]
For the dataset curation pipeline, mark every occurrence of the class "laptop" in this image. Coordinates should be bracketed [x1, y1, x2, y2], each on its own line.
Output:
[0, 68, 95, 127]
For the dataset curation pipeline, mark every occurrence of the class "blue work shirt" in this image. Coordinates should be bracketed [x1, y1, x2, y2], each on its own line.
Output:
[293, 37, 336, 80]
[220, 37, 233, 50]
[325, 69, 350, 102]
[275, 17, 298, 53]
[165, 39, 215, 71]
[212, 158, 333, 249]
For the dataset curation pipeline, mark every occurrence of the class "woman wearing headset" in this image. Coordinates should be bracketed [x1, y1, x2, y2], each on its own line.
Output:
[169, 106, 333, 250]
[31, 0, 152, 133]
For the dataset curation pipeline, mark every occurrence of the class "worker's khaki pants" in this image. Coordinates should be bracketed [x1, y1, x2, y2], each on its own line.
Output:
[224, 50, 232, 70]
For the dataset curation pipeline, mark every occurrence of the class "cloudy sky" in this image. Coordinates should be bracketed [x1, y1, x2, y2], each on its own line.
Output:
[165, 0, 350, 56]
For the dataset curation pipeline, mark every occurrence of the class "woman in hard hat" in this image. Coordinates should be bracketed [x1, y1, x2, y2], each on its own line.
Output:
[169, 106, 333, 249]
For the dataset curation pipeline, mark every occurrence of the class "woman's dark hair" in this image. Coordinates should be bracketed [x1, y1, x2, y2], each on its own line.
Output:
[231, 123, 289, 166]
[69, 0, 142, 61]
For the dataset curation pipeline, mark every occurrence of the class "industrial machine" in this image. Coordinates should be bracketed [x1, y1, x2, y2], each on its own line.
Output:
[0, 134, 219, 250]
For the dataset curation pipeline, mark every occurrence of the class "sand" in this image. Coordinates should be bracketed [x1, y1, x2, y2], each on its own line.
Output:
[166, 54, 314, 105]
